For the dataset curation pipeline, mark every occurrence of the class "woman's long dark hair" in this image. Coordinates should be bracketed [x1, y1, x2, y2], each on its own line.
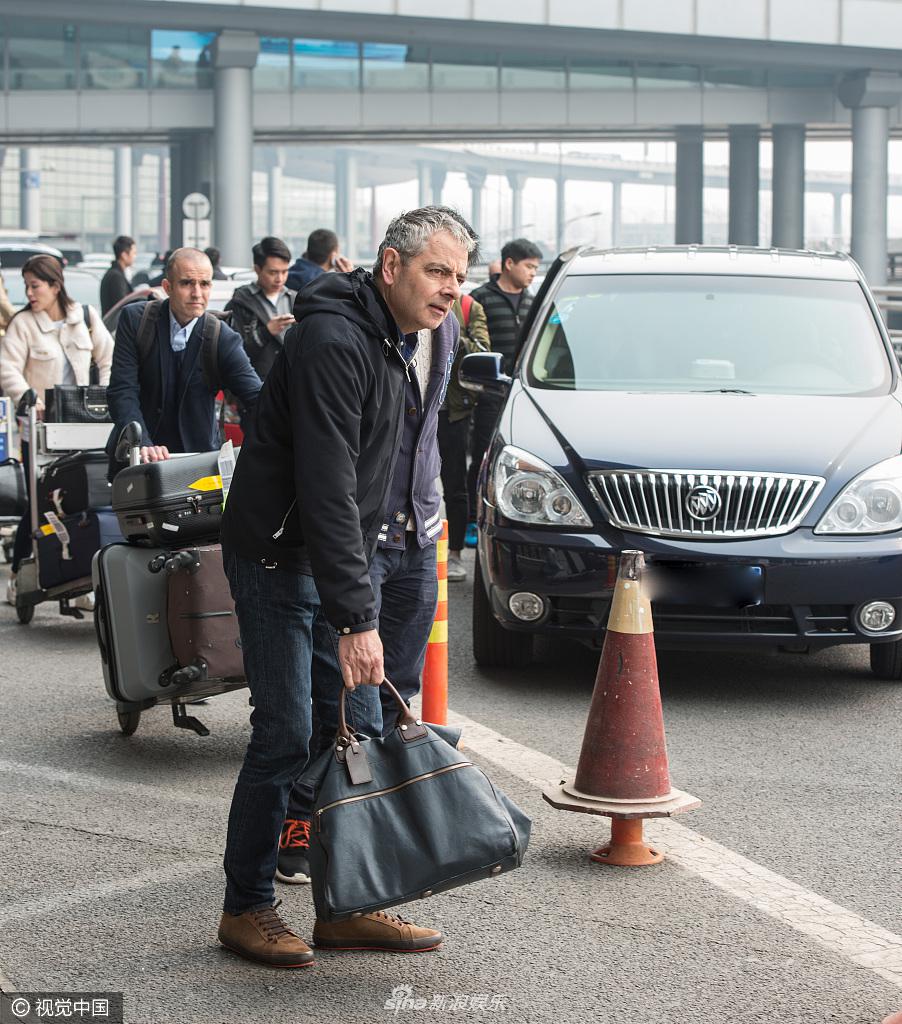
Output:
[11, 254, 73, 323]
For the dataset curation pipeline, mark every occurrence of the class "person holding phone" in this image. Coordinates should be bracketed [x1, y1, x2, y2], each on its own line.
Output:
[226, 236, 297, 380]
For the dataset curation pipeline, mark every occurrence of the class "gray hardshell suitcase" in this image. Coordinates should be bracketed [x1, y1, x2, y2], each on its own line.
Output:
[92, 542, 246, 737]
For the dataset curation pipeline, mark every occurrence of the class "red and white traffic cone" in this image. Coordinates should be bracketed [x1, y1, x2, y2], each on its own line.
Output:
[543, 550, 699, 866]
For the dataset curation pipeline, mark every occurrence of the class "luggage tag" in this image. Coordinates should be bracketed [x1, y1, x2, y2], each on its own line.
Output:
[339, 737, 373, 786]
[217, 440, 235, 508]
[43, 511, 72, 560]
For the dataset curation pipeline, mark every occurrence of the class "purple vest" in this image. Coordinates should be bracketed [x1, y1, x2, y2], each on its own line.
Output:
[377, 315, 459, 549]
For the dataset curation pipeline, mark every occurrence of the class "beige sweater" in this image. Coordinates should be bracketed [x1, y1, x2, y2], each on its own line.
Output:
[0, 303, 114, 406]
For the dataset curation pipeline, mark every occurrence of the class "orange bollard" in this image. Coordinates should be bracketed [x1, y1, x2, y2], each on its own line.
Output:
[543, 550, 699, 866]
[421, 520, 448, 724]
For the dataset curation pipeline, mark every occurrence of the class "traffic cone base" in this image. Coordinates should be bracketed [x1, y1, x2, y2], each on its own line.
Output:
[590, 819, 663, 867]
[543, 781, 700, 820]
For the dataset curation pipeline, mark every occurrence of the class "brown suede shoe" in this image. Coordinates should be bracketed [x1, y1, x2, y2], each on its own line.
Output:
[218, 902, 315, 968]
[313, 910, 443, 952]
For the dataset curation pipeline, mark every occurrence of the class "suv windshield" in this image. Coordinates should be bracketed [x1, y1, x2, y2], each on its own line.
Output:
[527, 273, 892, 396]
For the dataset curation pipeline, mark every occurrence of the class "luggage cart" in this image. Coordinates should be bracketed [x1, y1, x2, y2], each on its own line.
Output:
[93, 424, 246, 737]
[13, 390, 113, 625]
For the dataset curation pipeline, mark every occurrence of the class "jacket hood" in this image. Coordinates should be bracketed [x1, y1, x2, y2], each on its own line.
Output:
[294, 268, 397, 343]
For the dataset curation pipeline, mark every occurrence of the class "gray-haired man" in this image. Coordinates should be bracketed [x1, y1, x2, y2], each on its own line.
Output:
[217, 207, 478, 968]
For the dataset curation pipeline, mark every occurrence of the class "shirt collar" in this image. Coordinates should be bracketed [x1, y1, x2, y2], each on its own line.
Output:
[169, 311, 198, 352]
[250, 281, 285, 302]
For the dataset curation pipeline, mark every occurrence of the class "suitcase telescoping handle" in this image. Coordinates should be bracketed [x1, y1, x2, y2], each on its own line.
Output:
[115, 421, 144, 468]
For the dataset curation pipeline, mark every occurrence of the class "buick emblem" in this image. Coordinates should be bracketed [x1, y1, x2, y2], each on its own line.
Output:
[686, 485, 721, 521]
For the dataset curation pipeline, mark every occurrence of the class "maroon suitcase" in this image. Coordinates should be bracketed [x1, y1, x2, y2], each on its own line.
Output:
[164, 545, 245, 684]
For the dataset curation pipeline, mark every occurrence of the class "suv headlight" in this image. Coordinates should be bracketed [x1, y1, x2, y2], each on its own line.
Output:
[493, 445, 592, 527]
[815, 455, 902, 534]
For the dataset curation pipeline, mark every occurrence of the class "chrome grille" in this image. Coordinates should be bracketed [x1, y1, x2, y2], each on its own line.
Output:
[586, 470, 825, 539]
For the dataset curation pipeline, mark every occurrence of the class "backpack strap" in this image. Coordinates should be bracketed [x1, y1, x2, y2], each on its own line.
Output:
[135, 299, 163, 365]
[460, 293, 473, 329]
[200, 312, 222, 393]
[82, 304, 91, 334]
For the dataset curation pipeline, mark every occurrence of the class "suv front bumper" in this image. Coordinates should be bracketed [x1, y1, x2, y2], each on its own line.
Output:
[479, 522, 902, 650]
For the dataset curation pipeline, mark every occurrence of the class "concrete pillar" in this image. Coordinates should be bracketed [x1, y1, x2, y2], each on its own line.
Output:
[728, 126, 760, 245]
[335, 151, 358, 259]
[157, 147, 169, 254]
[19, 148, 41, 235]
[430, 166, 446, 206]
[466, 169, 486, 238]
[611, 180, 621, 247]
[838, 72, 902, 285]
[268, 164, 283, 237]
[417, 163, 429, 208]
[675, 127, 703, 244]
[832, 192, 844, 246]
[131, 150, 143, 242]
[114, 145, 133, 237]
[507, 172, 526, 238]
[771, 125, 806, 249]
[555, 175, 566, 253]
[212, 31, 258, 265]
[370, 186, 379, 256]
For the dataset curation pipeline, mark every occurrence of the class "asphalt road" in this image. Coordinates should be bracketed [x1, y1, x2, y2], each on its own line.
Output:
[1, 548, 900, 1024]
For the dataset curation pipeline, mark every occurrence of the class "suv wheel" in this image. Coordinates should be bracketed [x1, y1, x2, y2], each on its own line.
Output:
[869, 640, 902, 680]
[472, 559, 534, 669]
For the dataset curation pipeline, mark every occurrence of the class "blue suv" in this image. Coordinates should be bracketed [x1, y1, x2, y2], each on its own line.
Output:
[461, 246, 902, 679]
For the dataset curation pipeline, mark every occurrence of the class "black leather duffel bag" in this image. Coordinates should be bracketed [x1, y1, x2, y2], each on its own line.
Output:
[305, 680, 531, 923]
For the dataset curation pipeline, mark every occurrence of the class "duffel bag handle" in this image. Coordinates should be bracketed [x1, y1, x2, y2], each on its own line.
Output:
[336, 677, 426, 746]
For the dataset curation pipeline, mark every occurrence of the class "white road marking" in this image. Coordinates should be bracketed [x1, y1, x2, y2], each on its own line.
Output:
[2, 717, 900, 989]
[444, 708, 902, 990]
[0, 758, 231, 809]
[0, 859, 217, 929]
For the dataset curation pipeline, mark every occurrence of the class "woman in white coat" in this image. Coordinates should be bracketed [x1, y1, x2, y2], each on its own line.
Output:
[0, 253, 114, 604]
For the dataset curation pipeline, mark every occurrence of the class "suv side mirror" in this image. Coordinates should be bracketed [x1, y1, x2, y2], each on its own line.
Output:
[459, 352, 511, 394]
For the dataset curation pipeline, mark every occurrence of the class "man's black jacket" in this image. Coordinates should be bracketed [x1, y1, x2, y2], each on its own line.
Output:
[225, 282, 298, 381]
[220, 268, 410, 633]
[100, 262, 131, 315]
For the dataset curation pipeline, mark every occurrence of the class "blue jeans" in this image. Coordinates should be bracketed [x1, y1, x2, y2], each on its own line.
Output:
[221, 551, 381, 915]
[287, 536, 439, 820]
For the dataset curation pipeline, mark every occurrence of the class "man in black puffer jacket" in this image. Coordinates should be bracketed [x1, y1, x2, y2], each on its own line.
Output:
[217, 206, 479, 969]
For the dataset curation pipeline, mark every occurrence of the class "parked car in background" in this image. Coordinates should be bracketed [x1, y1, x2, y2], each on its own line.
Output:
[0, 241, 64, 269]
[464, 245, 902, 680]
[3, 266, 101, 311]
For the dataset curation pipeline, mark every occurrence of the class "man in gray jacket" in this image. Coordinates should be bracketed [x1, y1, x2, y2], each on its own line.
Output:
[225, 236, 297, 380]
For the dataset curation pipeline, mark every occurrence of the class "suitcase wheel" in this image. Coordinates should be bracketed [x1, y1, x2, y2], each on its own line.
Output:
[117, 710, 141, 736]
[16, 601, 34, 625]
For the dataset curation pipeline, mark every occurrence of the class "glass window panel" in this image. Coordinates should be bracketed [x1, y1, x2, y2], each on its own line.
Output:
[151, 30, 213, 89]
[7, 19, 76, 90]
[704, 67, 767, 89]
[636, 63, 699, 89]
[569, 60, 633, 91]
[501, 51, 565, 90]
[255, 37, 290, 91]
[432, 47, 497, 91]
[767, 68, 837, 88]
[81, 24, 149, 90]
[362, 42, 428, 91]
[293, 39, 359, 91]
